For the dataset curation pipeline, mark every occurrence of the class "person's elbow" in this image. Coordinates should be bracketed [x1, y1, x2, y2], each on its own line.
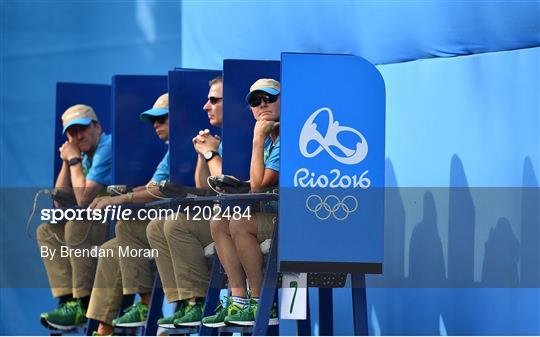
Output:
[75, 196, 91, 207]
[77, 181, 104, 207]
[250, 170, 279, 192]
[250, 182, 264, 193]
[76, 193, 95, 207]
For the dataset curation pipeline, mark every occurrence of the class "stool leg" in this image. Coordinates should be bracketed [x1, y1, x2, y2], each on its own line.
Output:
[351, 273, 368, 336]
[144, 274, 164, 336]
[296, 288, 311, 336]
[86, 318, 99, 336]
[253, 227, 279, 336]
[319, 288, 333, 335]
[266, 288, 280, 336]
[200, 256, 226, 336]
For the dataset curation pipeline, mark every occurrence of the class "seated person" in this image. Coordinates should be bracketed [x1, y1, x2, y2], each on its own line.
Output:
[202, 78, 281, 327]
[82, 93, 170, 335]
[38, 104, 112, 330]
[146, 76, 224, 328]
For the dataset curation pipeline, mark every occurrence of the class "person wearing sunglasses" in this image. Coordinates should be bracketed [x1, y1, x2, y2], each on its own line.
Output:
[38, 104, 112, 330]
[77, 93, 171, 335]
[203, 78, 281, 327]
[145, 76, 225, 329]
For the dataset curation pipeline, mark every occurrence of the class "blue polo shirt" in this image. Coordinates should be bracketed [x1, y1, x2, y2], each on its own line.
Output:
[150, 149, 170, 184]
[264, 135, 280, 172]
[82, 133, 112, 186]
[263, 135, 279, 212]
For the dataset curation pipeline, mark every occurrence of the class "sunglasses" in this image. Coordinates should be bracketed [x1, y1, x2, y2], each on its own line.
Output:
[248, 94, 279, 108]
[149, 115, 168, 124]
[66, 123, 92, 135]
[208, 97, 223, 105]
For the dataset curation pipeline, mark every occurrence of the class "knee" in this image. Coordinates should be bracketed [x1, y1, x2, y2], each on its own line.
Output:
[115, 219, 129, 236]
[64, 220, 81, 245]
[100, 238, 117, 251]
[163, 218, 180, 238]
[146, 219, 161, 243]
[229, 218, 250, 240]
[36, 223, 51, 242]
[210, 219, 230, 240]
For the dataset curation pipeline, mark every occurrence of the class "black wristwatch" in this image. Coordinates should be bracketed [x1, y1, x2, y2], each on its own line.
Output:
[203, 151, 220, 162]
[67, 157, 82, 166]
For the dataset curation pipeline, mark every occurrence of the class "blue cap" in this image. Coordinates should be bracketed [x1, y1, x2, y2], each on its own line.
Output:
[63, 118, 93, 134]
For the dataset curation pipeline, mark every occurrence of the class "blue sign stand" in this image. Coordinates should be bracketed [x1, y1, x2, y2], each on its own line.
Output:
[111, 75, 168, 186]
[278, 53, 386, 335]
[54, 82, 111, 182]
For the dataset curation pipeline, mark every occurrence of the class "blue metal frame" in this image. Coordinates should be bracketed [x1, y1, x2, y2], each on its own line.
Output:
[253, 226, 279, 336]
[318, 288, 333, 335]
[144, 274, 165, 336]
[200, 256, 226, 336]
[296, 291, 311, 336]
[351, 274, 368, 336]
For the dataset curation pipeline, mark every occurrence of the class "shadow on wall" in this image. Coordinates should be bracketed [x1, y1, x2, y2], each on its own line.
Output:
[404, 190, 447, 335]
[366, 155, 539, 335]
[521, 157, 539, 287]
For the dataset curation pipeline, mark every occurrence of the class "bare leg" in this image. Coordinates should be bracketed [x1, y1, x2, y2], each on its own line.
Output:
[210, 219, 246, 297]
[97, 322, 114, 336]
[229, 217, 263, 298]
[140, 292, 151, 305]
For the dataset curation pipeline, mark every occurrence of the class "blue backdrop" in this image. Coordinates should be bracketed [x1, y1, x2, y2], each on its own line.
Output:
[1, 0, 539, 335]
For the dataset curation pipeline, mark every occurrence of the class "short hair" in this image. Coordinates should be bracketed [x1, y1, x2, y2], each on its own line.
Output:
[209, 76, 223, 87]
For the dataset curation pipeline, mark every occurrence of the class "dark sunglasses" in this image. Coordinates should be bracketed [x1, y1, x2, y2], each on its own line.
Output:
[66, 123, 92, 135]
[208, 97, 223, 105]
[248, 94, 278, 108]
[149, 115, 168, 124]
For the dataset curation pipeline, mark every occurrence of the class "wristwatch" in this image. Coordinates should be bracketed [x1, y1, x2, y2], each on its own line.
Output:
[67, 157, 82, 166]
[203, 151, 220, 162]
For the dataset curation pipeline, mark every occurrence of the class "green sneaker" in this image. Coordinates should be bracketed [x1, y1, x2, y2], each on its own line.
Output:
[202, 297, 239, 328]
[224, 299, 279, 326]
[40, 311, 50, 328]
[45, 300, 87, 331]
[112, 302, 148, 327]
[173, 300, 204, 327]
[157, 301, 187, 329]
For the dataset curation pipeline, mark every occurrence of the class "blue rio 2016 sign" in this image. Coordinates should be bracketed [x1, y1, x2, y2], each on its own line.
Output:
[278, 53, 385, 272]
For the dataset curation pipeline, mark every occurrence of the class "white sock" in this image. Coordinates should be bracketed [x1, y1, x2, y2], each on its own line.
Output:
[232, 296, 249, 308]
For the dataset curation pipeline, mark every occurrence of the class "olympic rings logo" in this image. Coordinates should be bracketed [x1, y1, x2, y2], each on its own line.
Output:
[305, 194, 358, 221]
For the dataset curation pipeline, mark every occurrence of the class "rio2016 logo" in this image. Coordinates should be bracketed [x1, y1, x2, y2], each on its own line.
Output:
[299, 107, 368, 165]
[295, 107, 370, 220]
